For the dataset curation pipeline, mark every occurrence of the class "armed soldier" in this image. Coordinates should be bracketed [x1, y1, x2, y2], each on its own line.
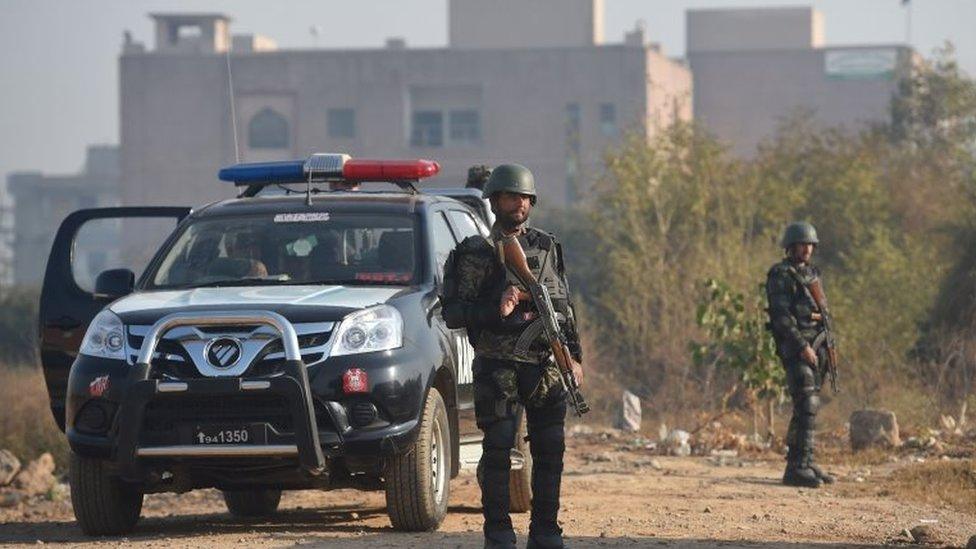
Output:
[441, 164, 584, 549]
[766, 222, 837, 488]
[466, 164, 493, 191]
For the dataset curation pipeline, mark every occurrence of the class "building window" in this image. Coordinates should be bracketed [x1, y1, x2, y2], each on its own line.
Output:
[328, 108, 356, 139]
[449, 110, 481, 144]
[248, 108, 290, 149]
[411, 111, 443, 147]
[600, 103, 617, 136]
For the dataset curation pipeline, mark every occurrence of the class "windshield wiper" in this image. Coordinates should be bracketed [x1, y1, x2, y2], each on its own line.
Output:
[170, 277, 292, 289]
[290, 278, 411, 287]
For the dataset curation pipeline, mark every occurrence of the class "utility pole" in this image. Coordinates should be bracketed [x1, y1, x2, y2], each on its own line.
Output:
[903, 0, 913, 46]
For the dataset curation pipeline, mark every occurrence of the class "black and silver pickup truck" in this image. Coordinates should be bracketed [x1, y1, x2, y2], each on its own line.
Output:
[37, 155, 531, 535]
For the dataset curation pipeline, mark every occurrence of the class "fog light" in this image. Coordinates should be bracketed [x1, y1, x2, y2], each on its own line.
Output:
[342, 368, 369, 394]
[349, 402, 378, 427]
[75, 399, 115, 435]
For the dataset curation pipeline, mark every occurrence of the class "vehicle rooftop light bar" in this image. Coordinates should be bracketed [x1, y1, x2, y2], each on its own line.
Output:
[342, 159, 440, 182]
[218, 154, 440, 187]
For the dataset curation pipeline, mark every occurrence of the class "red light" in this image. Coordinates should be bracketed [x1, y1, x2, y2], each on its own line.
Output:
[342, 159, 440, 181]
[343, 368, 369, 394]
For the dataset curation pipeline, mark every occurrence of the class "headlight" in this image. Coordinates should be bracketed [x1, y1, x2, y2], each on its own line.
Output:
[331, 305, 403, 356]
[79, 310, 126, 360]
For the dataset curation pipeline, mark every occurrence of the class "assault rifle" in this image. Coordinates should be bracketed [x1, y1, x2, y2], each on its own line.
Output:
[499, 234, 590, 416]
[807, 277, 839, 393]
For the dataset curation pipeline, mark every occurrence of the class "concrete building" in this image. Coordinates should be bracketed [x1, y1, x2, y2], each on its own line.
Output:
[120, 3, 691, 210]
[7, 146, 120, 287]
[687, 7, 912, 154]
[0, 185, 14, 289]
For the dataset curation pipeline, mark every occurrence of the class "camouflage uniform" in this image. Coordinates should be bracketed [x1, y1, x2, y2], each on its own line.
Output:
[442, 224, 581, 549]
[766, 258, 830, 486]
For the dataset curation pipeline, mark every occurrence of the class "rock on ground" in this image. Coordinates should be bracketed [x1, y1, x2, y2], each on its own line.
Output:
[966, 534, 976, 549]
[0, 450, 20, 486]
[13, 453, 55, 496]
[617, 391, 641, 433]
[849, 409, 900, 451]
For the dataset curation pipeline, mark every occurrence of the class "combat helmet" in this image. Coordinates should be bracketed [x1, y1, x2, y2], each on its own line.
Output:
[482, 163, 537, 204]
[781, 221, 819, 248]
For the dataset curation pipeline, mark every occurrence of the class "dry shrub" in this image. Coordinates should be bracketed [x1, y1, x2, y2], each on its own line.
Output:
[0, 365, 68, 470]
[881, 459, 976, 514]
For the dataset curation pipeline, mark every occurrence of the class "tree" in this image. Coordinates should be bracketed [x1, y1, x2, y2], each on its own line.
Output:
[691, 279, 784, 436]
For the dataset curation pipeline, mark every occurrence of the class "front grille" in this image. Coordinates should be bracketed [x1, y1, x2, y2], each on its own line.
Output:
[128, 326, 332, 378]
[142, 394, 294, 433]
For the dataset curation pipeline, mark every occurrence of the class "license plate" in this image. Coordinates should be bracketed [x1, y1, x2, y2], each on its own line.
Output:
[192, 424, 267, 445]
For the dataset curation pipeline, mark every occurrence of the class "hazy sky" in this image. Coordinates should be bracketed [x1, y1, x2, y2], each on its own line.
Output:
[2, 0, 974, 181]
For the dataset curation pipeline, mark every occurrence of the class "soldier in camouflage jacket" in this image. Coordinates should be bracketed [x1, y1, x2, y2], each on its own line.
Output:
[766, 221, 836, 488]
[441, 164, 582, 549]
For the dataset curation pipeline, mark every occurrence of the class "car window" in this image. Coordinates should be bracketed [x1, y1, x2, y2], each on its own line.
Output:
[430, 211, 458, 280]
[149, 213, 418, 288]
[448, 210, 486, 239]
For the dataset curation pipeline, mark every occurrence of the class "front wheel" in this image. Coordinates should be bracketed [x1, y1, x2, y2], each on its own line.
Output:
[70, 452, 144, 536]
[385, 387, 451, 531]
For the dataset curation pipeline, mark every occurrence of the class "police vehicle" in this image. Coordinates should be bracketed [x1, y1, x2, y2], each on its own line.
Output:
[38, 154, 531, 535]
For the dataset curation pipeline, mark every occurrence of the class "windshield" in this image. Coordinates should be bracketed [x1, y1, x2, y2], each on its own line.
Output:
[149, 212, 419, 289]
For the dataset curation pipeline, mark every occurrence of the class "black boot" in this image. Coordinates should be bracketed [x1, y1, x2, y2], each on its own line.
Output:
[808, 462, 835, 484]
[782, 461, 822, 488]
[526, 530, 564, 549]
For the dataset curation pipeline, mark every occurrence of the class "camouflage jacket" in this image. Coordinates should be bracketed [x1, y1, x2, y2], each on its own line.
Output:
[765, 259, 824, 359]
[441, 225, 582, 364]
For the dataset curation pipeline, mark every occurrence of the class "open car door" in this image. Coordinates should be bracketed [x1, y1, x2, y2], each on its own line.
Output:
[38, 207, 190, 431]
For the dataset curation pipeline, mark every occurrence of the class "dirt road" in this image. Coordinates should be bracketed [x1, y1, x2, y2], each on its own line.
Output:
[1, 435, 973, 548]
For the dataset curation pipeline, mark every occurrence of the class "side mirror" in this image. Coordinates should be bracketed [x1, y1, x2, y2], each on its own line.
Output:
[94, 268, 135, 299]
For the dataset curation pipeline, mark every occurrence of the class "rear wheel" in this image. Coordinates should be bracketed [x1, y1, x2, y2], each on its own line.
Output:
[70, 452, 144, 536]
[509, 409, 532, 513]
[385, 387, 451, 531]
[222, 488, 282, 517]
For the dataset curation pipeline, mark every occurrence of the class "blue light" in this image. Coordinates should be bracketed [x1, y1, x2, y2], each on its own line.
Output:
[218, 160, 306, 185]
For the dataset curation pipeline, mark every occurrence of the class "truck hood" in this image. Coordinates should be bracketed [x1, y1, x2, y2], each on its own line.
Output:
[110, 285, 408, 325]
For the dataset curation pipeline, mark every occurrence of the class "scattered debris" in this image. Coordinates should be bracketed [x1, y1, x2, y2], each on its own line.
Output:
[849, 409, 900, 451]
[0, 450, 20, 486]
[13, 453, 56, 497]
[664, 429, 691, 457]
[0, 491, 21, 508]
[909, 524, 943, 545]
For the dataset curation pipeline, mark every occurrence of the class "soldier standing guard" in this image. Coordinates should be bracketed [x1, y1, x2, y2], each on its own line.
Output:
[466, 164, 493, 191]
[766, 222, 836, 488]
[441, 164, 584, 549]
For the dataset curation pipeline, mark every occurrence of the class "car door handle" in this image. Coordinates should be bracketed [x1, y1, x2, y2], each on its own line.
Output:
[46, 315, 81, 331]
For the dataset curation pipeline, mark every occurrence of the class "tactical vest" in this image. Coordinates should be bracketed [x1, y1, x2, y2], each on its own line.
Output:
[502, 230, 569, 306]
[785, 263, 822, 333]
[477, 228, 570, 363]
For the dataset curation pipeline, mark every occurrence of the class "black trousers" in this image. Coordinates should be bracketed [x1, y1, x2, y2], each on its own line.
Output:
[474, 357, 567, 544]
[783, 347, 824, 467]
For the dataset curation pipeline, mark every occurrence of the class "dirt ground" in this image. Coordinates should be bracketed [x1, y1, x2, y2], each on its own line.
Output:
[1, 434, 974, 548]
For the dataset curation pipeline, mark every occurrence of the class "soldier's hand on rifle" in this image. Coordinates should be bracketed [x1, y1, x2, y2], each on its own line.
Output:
[801, 345, 818, 367]
[570, 358, 584, 387]
[500, 285, 521, 317]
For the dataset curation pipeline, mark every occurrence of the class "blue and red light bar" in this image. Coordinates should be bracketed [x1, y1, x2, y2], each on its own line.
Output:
[218, 153, 440, 186]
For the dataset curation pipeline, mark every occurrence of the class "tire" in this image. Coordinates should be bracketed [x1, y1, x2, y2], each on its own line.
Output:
[385, 387, 451, 531]
[69, 451, 144, 536]
[222, 488, 282, 517]
[509, 409, 532, 513]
